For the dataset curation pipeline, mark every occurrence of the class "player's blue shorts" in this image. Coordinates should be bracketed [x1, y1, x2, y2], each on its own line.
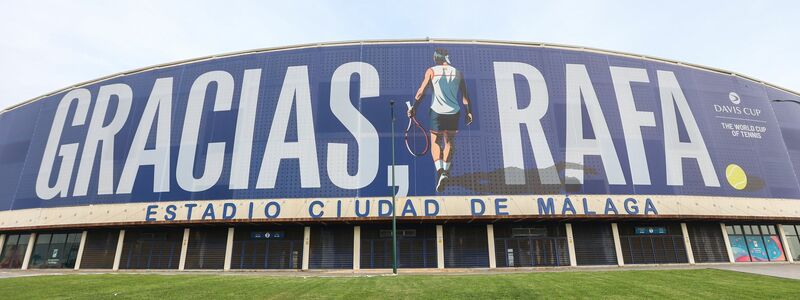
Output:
[429, 110, 460, 131]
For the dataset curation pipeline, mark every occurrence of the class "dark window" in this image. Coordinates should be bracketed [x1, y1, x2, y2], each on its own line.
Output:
[783, 225, 800, 262]
[733, 226, 743, 235]
[726, 225, 735, 235]
[29, 232, 81, 269]
[0, 233, 30, 269]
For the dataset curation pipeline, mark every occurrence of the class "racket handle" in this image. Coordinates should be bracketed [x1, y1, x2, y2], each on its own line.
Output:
[405, 101, 412, 110]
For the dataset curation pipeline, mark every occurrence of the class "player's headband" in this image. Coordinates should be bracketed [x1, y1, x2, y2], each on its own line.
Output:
[433, 50, 450, 64]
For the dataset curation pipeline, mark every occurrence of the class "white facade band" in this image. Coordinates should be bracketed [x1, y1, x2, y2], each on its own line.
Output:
[3, 195, 800, 231]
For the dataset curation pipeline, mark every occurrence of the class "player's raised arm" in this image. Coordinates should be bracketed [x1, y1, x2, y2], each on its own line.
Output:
[459, 72, 474, 125]
[410, 68, 434, 117]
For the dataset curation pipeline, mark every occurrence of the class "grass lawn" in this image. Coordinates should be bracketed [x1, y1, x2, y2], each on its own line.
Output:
[0, 269, 797, 299]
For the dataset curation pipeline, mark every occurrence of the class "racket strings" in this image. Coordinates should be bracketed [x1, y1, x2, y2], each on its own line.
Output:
[405, 115, 429, 157]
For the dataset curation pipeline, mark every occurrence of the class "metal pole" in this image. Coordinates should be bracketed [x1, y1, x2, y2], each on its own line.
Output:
[390, 100, 398, 275]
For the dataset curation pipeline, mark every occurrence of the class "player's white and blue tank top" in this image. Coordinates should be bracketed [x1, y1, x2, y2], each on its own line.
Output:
[430, 65, 461, 115]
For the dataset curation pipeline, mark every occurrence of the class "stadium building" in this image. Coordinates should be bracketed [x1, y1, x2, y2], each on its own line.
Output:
[0, 39, 799, 271]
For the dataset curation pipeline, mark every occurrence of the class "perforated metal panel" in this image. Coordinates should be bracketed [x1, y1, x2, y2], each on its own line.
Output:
[687, 223, 729, 263]
[79, 230, 118, 269]
[360, 224, 437, 268]
[185, 228, 227, 269]
[120, 228, 182, 269]
[231, 226, 304, 269]
[572, 223, 617, 265]
[619, 223, 688, 264]
[309, 225, 353, 269]
[443, 224, 489, 268]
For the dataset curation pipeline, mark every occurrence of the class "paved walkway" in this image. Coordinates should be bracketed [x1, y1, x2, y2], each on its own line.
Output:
[0, 263, 797, 280]
[711, 263, 800, 280]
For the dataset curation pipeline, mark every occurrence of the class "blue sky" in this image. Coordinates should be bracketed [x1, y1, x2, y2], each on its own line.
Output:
[0, 0, 798, 109]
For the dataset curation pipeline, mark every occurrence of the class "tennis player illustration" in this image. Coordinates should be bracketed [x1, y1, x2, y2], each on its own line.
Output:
[407, 48, 474, 192]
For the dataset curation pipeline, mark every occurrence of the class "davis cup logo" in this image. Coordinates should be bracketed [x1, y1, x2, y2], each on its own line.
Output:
[729, 92, 741, 105]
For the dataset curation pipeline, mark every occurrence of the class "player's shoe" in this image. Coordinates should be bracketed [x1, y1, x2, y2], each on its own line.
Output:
[436, 171, 448, 192]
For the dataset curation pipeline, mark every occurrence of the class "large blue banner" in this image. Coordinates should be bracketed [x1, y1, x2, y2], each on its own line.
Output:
[0, 42, 798, 212]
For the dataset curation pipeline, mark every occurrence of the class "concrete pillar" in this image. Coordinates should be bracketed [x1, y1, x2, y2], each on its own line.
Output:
[21, 232, 36, 270]
[302, 226, 311, 270]
[611, 223, 624, 266]
[565, 223, 577, 267]
[178, 228, 191, 270]
[720, 223, 735, 263]
[224, 227, 234, 271]
[112, 229, 125, 271]
[353, 226, 361, 270]
[74, 231, 88, 270]
[777, 224, 794, 263]
[436, 225, 444, 269]
[681, 223, 695, 264]
[487, 224, 496, 269]
[0, 234, 5, 258]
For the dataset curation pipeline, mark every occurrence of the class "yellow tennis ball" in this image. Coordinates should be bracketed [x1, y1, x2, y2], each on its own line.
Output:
[725, 164, 747, 190]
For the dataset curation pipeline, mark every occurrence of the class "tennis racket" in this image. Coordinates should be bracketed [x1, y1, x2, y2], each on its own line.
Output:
[405, 101, 429, 157]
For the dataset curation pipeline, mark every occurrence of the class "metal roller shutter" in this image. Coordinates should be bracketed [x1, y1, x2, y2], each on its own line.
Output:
[185, 228, 227, 269]
[120, 228, 182, 269]
[309, 225, 353, 269]
[493, 223, 569, 267]
[79, 230, 118, 269]
[444, 224, 489, 268]
[688, 223, 729, 263]
[572, 223, 617, 265]
[619, 223, 688, 264]
[231, 226, 304, 269]
[360, 224, 437, 268]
